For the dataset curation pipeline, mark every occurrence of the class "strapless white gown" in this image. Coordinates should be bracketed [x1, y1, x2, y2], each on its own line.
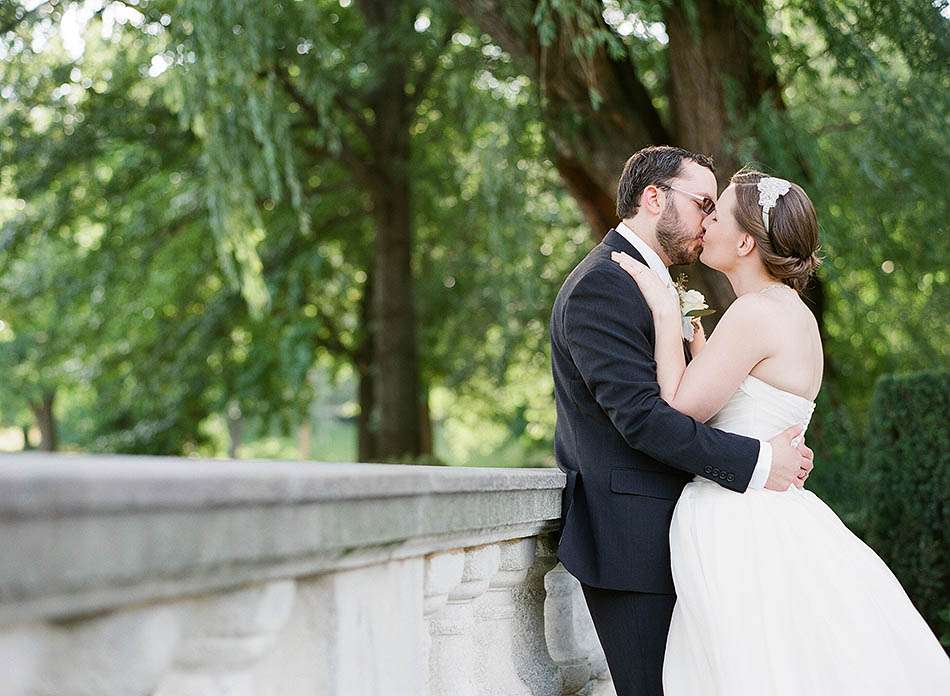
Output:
[663, 375, 950, 695]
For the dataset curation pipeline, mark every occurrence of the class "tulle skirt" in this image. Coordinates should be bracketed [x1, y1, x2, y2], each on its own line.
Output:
[663, 479, 950, 695]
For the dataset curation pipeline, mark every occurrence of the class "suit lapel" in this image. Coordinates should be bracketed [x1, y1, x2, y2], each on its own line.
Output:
[604, 228, 692, 364]
[602, 228, 648, 266]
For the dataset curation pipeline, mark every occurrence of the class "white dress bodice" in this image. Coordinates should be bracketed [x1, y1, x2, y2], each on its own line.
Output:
[664, 375, 950, 695]
[706, 374, 817, 442]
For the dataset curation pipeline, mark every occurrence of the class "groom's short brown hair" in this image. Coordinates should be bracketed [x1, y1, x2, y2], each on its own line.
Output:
[616, 145, 715, 219]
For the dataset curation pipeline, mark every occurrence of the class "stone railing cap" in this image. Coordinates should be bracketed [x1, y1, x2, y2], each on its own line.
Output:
[0, 453, 566, 516]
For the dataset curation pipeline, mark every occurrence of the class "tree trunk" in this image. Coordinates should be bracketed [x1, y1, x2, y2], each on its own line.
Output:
[369, 162, 421, 461]
[663, 0, 785, 312]
[663, 0, 826, 333]
[665, 0, 781, 174]
[454, 0, 669, 235]
[356, 275, 378, 462]
[297, 419, 311, 460]
[29, 390, 57, 452]
[357, 361, 377, 461]
[363, 0, 422, 462]
[226, 403, 243, 458]
[419, 385, 433, 456]
[452, 0, 824, 328]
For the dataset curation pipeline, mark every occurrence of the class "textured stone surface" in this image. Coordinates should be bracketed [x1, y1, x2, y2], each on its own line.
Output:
[154, 580, 296, 695]
[0, 453, 617, 696]
[0, 453, 565, 514]
[0, 453, 562, 624]
[2, 604, 185, 696]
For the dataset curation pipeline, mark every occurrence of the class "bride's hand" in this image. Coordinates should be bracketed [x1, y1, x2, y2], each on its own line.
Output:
[689, 317, 706, 350]
[611, 251, 678, 318]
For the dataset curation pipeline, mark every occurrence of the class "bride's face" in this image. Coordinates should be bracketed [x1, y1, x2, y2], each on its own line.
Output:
[700, 184, 744, 272]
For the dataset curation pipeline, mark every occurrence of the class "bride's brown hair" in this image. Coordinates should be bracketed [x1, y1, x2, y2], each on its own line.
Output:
[730, 168, 822, 293]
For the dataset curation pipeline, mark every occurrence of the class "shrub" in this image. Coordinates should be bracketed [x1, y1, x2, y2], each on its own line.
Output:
[805, 385, 867, 531]
[863, 370, 949, 646]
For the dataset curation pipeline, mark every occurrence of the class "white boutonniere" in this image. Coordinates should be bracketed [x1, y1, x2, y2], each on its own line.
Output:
[674, 274, 716, 341]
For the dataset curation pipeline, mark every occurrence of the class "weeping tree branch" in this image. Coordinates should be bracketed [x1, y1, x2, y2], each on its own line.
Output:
[271, 64, 371, 181]
[407, 18, 460, 111]
[453, 0, 671, 232]
[330, 89, 373, 142]
[280, 61, 373, 143]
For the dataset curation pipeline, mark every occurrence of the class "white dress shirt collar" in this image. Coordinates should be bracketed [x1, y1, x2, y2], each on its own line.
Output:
[615, 222, 674, 289]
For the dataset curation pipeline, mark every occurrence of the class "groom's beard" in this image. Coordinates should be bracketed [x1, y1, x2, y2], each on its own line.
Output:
[656, 201, 701, 266]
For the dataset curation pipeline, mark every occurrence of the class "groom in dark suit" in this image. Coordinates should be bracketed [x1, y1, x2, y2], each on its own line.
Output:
[549, 145, 814, 695]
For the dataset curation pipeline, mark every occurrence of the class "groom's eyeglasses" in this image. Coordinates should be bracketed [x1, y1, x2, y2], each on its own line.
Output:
[662, 185, 716, 217]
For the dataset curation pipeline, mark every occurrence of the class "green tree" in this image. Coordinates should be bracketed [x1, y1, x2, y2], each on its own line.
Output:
[0, 3, 324, 452]
[1, 0, 589, 463]
[169, 0, 593, 461]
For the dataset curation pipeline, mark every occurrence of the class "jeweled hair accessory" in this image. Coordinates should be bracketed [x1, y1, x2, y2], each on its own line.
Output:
[757, 177, 792, 232]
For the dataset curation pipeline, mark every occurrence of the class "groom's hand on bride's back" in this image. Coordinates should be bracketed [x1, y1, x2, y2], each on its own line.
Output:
[765, 424, 815, 491]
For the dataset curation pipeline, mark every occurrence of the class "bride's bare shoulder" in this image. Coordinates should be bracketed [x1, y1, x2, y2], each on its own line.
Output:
[759, 286, 818, 328]
[718, 291, 774, 326]
[715, 288, 806, 343]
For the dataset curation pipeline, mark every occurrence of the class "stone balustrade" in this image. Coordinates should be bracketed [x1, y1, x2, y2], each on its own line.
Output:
[0, 453, 614, 696]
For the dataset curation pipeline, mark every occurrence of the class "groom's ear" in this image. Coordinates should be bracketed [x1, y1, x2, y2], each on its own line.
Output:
[737, 232, 756, 257]
[640, 185, 664, 215]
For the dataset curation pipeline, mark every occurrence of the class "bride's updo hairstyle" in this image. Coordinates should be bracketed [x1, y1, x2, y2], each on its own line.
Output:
[730, 168, 822, 292]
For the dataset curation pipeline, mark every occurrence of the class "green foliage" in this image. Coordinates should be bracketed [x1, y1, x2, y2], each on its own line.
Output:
[0, 3, 331, 452]
[167, 0, 590, 455]
[533, 0, 670, 114]
[800, 384, 866, 530]
[730, 0, 950, 418]
[863, 370, 950, 645]
[1, 5, 213, 450]
[0, 0, 589, 459]
[0, 0, 946, 469]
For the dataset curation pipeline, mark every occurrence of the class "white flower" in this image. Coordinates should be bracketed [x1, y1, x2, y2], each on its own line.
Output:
[673, 274, 715, 342]
[680, 289, 707, 315]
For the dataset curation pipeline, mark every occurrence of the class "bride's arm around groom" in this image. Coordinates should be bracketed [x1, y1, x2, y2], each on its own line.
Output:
[558, 258, 811, 492]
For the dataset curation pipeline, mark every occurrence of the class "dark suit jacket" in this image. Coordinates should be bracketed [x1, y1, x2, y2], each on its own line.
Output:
[550, 228, 760, 593]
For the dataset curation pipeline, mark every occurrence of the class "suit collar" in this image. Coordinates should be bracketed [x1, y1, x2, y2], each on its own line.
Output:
[603, 228, 646, 265]
[614, 222, 675, 289]
[603, 228, 675, 289]
[604, 226, 690, 356]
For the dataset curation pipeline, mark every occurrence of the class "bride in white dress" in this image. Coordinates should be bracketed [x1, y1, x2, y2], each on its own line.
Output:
[612, 169, 950, 695]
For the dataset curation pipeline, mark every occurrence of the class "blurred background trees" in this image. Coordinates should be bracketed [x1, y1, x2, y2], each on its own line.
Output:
[2, 0, 947, 646]
[0, 0, 946, 465]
